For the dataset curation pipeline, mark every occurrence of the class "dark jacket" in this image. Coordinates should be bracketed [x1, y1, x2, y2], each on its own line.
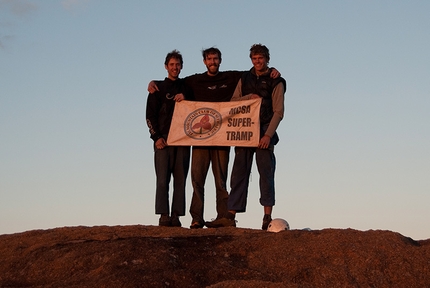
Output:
[185, 71, 243, 102]
[146, 78, 190, 142]
[240, 68, 286, 125]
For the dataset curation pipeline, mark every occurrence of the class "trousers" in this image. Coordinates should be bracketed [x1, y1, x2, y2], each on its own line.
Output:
[228, 146, 276, 213]
[154, 145, 190, 215]
[189, 146, 230, 223]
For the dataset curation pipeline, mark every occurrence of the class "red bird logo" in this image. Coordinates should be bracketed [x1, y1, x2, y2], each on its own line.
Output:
[192, 114, 212, 133]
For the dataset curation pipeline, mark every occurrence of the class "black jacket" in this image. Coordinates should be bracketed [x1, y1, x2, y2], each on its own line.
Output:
[241, 69, 286, 125]
[146, 78, 190, 142]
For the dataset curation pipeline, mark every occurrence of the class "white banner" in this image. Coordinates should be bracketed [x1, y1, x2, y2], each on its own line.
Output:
[167, 99, 261, 147]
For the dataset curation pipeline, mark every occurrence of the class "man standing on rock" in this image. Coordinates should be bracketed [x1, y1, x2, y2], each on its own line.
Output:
[146, 50, 191, 227]
[205, 44, 286, 230]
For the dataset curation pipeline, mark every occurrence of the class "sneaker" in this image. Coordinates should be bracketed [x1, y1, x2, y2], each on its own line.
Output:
[171, 214, 182, 227]
[190, 221, 204, 229]
[262, 214, 272, 230]
[205, 217, 236, 228]
[159, 214, 171, 227]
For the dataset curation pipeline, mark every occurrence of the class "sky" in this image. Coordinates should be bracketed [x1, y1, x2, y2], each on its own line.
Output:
[1, 0, 429, 240]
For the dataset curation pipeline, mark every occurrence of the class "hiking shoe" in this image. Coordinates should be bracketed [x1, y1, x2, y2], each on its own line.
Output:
[205, 217, 236, 228]
[262, 214, 272, 230]
[190, 221, 204, 229]
[159, 214, 171, 227]
[171, 214, 182, 227]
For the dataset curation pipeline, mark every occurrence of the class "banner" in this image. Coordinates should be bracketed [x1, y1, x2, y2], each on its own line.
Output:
[167, 99, 261, 147]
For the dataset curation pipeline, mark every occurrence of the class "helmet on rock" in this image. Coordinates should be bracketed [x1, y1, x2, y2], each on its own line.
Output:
[267, 218, 290, 232]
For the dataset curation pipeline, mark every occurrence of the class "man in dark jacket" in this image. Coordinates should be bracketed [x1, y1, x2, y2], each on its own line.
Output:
[206, 44, 286, 230]
[146, 50, 191, 227]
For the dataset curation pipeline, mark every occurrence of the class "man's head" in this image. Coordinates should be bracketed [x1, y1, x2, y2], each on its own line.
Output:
[164, 50, 183, 80]
[202, 47, 222, 76]
[249, 44, 270, 75]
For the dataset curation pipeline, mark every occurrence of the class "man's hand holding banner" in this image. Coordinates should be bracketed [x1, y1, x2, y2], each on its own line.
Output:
[167, 98, 261, 147]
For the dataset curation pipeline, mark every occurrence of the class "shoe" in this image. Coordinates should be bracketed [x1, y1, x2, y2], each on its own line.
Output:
[159, 214, 171, 227]
[205, 217, 236, 228]
[190, 221, 204, 229]
[171, 214, 182, 227]
[262, 214, 272, 230]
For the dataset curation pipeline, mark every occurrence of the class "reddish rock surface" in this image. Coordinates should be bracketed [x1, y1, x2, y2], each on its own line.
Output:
[1, 225, 429, 287]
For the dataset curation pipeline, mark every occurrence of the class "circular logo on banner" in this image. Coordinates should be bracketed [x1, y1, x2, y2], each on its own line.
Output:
[184, 108, 222, 140]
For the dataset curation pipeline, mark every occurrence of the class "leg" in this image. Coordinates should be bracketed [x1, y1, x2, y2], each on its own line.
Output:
[210, 147, 230, 219]
[171, 146, 190, 216]
[256, 147, 276, 230]
[256, 147, 276, 208]
[228, 147, 255, 213]
[154, 146, 171, 215]
[189, 147, 210, 225]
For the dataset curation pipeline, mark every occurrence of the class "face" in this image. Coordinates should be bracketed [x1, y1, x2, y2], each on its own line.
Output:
[203, 53, 221, 76]
[251, 53, 268, 74]
[165, 58, 182, 80]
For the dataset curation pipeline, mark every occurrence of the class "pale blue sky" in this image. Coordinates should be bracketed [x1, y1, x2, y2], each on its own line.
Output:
[1, 0, 429, 240]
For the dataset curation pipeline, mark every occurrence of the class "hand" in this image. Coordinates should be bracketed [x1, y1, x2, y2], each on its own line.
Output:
[155, 138, 167, 150]
[148, 81, 159, 93]
[258, 135, 271, 149]
[174, 93, 185, 102]
[270, 68, 281, 79]
[250, 94, 262, 99]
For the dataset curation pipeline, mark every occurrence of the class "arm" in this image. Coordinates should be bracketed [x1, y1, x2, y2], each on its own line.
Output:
[265, 83, 285, 138]
[258, 83, 284, 149]
[145, 92, 163, 142]
[230, 79, 243, 101]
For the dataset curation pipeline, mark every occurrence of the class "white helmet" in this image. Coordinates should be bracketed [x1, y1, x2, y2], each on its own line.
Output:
[267, 218, 290, 232]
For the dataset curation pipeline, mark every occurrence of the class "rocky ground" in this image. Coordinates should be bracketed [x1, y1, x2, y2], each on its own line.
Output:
[0, 225, 429, 287]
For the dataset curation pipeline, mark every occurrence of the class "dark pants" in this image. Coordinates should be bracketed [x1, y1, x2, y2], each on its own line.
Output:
[228, 146, 276, 213]
[154, 145, 190, 216]
[189, 146, 230, 224]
